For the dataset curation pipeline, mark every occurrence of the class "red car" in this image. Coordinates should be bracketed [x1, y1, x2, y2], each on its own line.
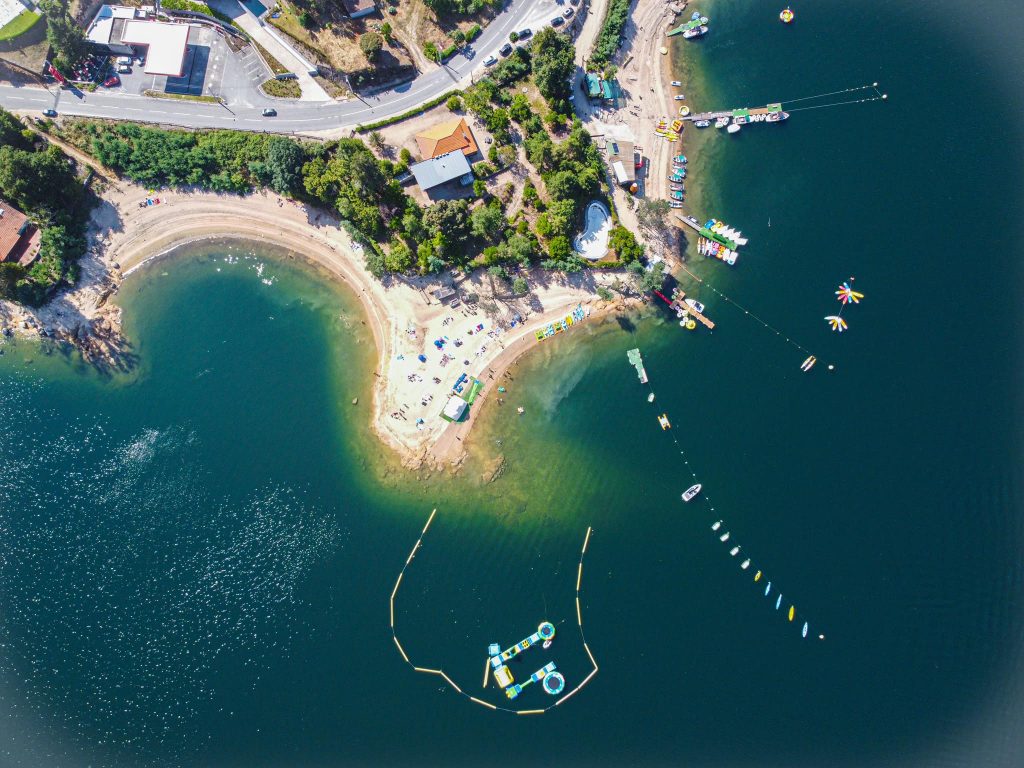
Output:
[103, 75, 120, 88]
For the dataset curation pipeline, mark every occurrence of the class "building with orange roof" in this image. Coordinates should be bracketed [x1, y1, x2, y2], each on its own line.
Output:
[415, 117, 480, 160]
[0, 199, 41, 268]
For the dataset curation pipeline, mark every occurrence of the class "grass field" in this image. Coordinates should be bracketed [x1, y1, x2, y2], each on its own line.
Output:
[0, 10, 40, 42]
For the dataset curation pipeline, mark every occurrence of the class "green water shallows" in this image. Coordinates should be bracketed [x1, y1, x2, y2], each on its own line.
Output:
[3, 1, 1024, 765]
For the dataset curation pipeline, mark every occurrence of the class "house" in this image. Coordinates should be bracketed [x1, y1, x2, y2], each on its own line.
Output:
[431, 286, 457, 304]
[584, 73, 620, 103]
[87, 5, 190, 77]
[584, 73, 602, 99]
[410, 151, 473, 194]
[605, 139, 636, 186]
[341, 0, 377, 19]
[0, 199, 41, 267]
[415, 117, 480, 161]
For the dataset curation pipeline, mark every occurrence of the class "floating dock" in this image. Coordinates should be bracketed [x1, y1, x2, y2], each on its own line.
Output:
[506, 662, 556, 700]
[681, 103, 786, 123]
[489, 621, 555, 670]
[626, 348, 648, 383]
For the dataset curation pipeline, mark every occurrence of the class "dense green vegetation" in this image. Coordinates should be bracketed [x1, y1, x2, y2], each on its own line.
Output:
[0, 108, 91, 305]
[589, 0, 633, 68]
[38, 0, 88, 72]
[424, 0, 501, 16]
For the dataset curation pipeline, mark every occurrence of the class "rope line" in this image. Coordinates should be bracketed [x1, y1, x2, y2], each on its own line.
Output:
[390, 511, 599, 713]
[775, 83, 881, 105]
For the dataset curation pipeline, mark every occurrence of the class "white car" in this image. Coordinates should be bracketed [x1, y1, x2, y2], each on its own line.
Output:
[671, 80, 683, 87]
[673, 95, 686, 101]
[483, 55, 498, 67]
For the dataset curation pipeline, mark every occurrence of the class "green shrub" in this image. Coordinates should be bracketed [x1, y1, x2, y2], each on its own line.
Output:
[465, 24, 482, 42]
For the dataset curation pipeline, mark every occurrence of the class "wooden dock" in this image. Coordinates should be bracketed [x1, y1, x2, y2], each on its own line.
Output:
[671, 290, 715, 330]
[681, 103, 784, 122]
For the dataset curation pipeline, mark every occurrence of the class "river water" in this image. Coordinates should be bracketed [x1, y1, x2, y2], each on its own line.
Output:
[2, 1, 1024, 766]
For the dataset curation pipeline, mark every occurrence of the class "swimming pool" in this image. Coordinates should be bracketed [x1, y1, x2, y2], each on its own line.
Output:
[572, 201, 612, 261]
[241, 0, 267, 17]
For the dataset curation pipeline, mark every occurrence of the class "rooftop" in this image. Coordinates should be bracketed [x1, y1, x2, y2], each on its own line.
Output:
[410, 151, 472, 191]
[121, 19, 190, 76]
[0, 199, 40, 267]
[415, 118, 480, 160]
[341, 0, 377, 17]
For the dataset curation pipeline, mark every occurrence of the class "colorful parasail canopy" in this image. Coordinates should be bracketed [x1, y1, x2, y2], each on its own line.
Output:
[825, 315, 848, 332]
[835, 281, 864, 305]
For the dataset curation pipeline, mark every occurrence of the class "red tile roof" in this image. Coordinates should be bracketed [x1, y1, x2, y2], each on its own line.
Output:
[0, 199, 34, 265]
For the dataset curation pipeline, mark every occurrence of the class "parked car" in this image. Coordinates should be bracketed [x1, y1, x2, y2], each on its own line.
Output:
[42, 109, 57, 118]
[551, 16, 564, 26]
[483, 54, 498, 67]
[673, 95, 686, 101]
[499, 43, 513, 56]
[563, 8, 574, 17]
[518, 28, 532, 38]
[117, 63, 131, 74]
[671, 80, 683, 86]
[103, 75, 120, 88]
[262, 108, 277, 117]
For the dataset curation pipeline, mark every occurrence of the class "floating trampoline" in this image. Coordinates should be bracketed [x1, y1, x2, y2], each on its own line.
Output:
[538, 621, 555, 640]
[543, 671, 565, 695]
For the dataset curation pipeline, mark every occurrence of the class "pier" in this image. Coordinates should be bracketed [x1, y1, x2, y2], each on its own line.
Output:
[681, 103, 785, 122]
[671, 290, 715, 329]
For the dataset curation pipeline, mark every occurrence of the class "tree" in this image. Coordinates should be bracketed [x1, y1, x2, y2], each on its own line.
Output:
[508, 93, 531, 123]
[0, 263, 26, 301]
[547, 236, 570, 261]
[368, 130, 385, 153]
[446, 95, 463, 112]
[399, 147, 412, 165]
[473, 179, 487, 197]
[596, 286, 614, 301]
[636, 198, 671, 232]
[262, 136, 305, 195]
[360, 32, 384, 62]
[422, 199, 470, 257]
[299, 11, 313, 28]
[488, 264, 508, 280]
[633, 261, 666, 292]
[512, 276, 528, 295]
[609, 225, 644, 262]
[469, 202, 505, 242]
[381, 22, 392, 40]
[39, 0, 87, 68]
[530, 27, 575, 105]
[385, 239, 414, 272]
[0, 108, 31, 151]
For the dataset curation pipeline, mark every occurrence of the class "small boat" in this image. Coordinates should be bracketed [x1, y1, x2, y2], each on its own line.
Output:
[683, 25, 708, 39]
[715, 116, 729, 128]
[694, 120, 711, 128]
[647, 392, 655, 403]
[775, 594, 782, 610]
[754, 570, 762, 582]
[730, 546, 740, 556]
[669, 201, 684, 209]
[684, 298, 705, 314]
[671, 80, 683, 87]
[800, 355, 817, 372]
[726, 123, 741, 134]
[669, 183, 684, 192]
[720, 532, 730, 542]
[682, 483, 702, 502]
[542, 639, 553, 649]
[711, 520, 722, 531]
[740, 559, 750, 570]
[788, 605, 795, 622]
[671, 191, 684, 201]
[658, 413, 671, 430]
[802, 622, 808, 638]
[673, 154, 687, 163]
[765, 110, 790, 122]
[517, 406, 525, 414]
[764, 581, 771, 596]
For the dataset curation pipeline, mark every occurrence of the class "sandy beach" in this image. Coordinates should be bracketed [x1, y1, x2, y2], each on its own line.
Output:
[1, 183, 636, 468]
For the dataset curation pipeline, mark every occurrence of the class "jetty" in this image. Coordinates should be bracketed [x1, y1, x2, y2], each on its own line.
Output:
[682, 103, 786, 123]
[626, 348, 648, 383]
[670, 289, 715, 329]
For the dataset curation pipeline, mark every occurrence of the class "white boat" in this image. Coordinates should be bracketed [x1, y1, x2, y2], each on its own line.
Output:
[775, 594, 782, 610]
[711, 520, 722, 531]
[681, 483, 702, 502]
[764, 581, 771, 596]
[729, 546, 740, 556]
[694, 120, 711, 128]
[741, 559, 750, 569]
[726, 123, 741, 134]
[543, 639, 553, 649]
[671, 80, 682, 87]
[715, 117, 729, 128]
[684, 298, 705, 314]
[802, 622, 808, 638]
[647, 392, 655, 402]
[669, 201, 684, 209]
[720, 531, 730, 542]
[683, 25, 708, 39]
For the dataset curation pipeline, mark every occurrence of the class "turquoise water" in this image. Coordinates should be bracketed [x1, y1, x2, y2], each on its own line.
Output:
[3, 1, 1024, 765]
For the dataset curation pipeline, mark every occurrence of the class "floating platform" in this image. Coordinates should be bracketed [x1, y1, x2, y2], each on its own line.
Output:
[506, 661, 556, 700]
[493, 664, 515, 689]
[626, 348, 648, 384]
[543, 671, 565, 695]
[490, 621, 556, 669]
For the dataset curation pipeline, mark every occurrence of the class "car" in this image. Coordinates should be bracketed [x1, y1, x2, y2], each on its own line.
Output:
[483, 54, 498, 67]
[499, 43, 513, 56]
[103, 75, 120, 87]
[42, 109, 57, 118]
[117, 64, 131, 74]
[674, 95, 686, 101]
[518, 28, 532, 38]
[671, 80, 683, 86]
[563, 8, 574, 17]
[262, 108, 277, 117]
[550, 16, 564, 26]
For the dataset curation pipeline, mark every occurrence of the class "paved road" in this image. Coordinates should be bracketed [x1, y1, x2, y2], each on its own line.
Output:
[0, 0, 568, 135]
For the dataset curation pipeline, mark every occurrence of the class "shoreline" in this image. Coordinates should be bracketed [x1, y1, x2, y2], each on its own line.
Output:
[1, 183, 637, 469]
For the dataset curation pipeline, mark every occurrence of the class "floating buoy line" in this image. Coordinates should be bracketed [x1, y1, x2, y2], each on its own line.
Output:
[631, 351, 825, 641]
[390, 510, 601, 713]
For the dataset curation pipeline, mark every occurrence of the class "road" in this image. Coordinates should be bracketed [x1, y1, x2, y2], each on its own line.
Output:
[0, 0, 569, 136]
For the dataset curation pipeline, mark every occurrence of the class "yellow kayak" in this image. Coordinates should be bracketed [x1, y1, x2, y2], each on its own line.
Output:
[754, 571, 762, 582]
[788, 606, 795, 622]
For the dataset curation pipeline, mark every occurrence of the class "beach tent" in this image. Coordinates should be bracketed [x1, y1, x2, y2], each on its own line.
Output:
[441, 396, 468, 423]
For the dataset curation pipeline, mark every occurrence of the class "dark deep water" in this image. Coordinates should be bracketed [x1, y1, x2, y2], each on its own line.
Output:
[3, 1, 1024, 766]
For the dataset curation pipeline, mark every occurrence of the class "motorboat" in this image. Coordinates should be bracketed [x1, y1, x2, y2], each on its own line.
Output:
[669, 201, 684, 209]
[658, 413, 671, 430]
[684, 298, 705, 314]
[647, 392, 655, 402]
[740, 559, 750, 570]
[715, 116, 730, 128]
[726, 123, 741, 134]
[683, 25, 708, 39]
[711, 520, 722, 531]
[694, 120, 711, 128]
[669, 183, 684, 191]
[720, 531, 730, 542]
[681, 483, 702, 502]
[730, 546, 740, 556]
[671, 191, 684, 200]
[765, 111, 790, 122]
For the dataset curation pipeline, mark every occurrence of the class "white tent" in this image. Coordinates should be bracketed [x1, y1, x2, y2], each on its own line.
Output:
[442, 396, 467, 422]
